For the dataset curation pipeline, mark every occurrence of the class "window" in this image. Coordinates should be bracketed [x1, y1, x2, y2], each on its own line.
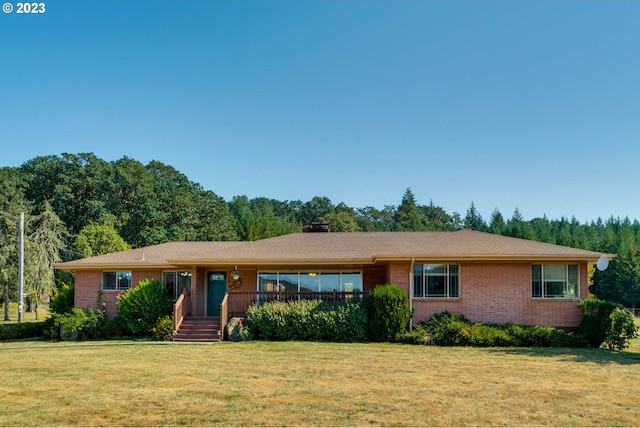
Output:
[532, 264, 579, 298]
[102, 271, 131, 291]
[162, 271, 192, 301]
[413, 264, 459, 298]
[257, 271, 362, 293]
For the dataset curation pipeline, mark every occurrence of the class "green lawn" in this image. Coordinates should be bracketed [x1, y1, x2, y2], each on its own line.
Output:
[0, 303, 48, 322]
[0, 338, 639, 426]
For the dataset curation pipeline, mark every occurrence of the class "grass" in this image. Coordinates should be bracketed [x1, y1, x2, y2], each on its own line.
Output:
[0, 303, 48, 323]
[0, 338, 639, 426]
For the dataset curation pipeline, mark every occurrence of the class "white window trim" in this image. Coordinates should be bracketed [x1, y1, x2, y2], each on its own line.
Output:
[413, 263, 460, 299]
[531, 264, 580, 299]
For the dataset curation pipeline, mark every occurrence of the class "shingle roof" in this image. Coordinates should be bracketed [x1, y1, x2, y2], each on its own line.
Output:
[54, 230, 613, 270]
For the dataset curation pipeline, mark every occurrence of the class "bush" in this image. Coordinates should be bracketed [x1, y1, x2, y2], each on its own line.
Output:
[246, 299, 367, 342]
[0, 321, 45, 341]
[604, 307, 638, 351]
[49, 283, 74, 315]
[579, 297, 618, 348]
[118, 279, 172, 336]
[403, 312, 588, 348]
[45, 307, 107, 341]
[366, 284, 411, 342]
[152, 316, 174, 341]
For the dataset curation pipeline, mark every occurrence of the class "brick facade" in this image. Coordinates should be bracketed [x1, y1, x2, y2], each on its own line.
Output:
[408, 262, 588, 329]
[74, 261, 588, 329]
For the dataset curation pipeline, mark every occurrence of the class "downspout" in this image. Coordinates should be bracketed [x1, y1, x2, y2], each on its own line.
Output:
[409, 257, 414, 331]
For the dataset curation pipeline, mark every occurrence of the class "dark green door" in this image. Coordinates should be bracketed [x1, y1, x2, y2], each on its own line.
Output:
[207, 272, 226, 316]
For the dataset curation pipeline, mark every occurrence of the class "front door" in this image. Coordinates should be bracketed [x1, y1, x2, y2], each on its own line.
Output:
[207, 272, 226, 316]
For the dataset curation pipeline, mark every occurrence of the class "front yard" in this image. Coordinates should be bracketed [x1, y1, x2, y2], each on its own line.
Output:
[0, 339, 639, 426]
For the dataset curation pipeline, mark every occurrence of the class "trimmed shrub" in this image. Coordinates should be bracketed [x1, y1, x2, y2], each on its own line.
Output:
[0, 321, 45, 341]
[118, 279, 172, 336]
[246, 299, 367, 342]
[366, 284, 411, 342]
[49, 283, 74, 315]
[579, 297, 620, 348]
[402, 311, 588, 348]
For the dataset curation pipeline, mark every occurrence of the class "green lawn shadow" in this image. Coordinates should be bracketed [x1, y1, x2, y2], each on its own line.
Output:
[486, 346, 640, 365]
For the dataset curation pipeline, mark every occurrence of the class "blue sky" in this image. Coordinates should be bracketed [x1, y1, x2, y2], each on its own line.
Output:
[2, 1, 639, 223]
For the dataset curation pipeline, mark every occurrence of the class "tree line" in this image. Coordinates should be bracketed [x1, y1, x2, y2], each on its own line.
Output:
[1, 153, 638, 314]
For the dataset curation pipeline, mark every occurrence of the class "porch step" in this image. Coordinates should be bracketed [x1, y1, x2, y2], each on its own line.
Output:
[174, 316, 221, 343]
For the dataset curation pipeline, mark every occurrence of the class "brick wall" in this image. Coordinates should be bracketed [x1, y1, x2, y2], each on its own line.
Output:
[411, 262, 588, 329]
[363, 266, 386, 291]
[75, 269, 163, 319]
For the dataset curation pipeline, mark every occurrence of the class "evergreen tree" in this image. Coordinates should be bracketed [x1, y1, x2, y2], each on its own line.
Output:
[464, 202, 487, 231]
[489, 209, 506, 235]
[394, 188, 428, 231]
[27, 201, 67, 319]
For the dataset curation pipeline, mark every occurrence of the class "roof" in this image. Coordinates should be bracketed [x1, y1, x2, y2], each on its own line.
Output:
[53, 230, 614, 271]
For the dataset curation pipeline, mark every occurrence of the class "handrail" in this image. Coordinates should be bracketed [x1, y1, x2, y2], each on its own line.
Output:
[173, 289, 191, 334]
[220, 293, 229, 341]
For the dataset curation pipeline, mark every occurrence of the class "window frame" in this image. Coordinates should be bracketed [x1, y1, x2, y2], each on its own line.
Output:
[162, 270, 192, 301]
[413, 263, 460, 299]
[531, 264, 580, 299]
[101, 271, 132, 291]
[257, 271, 363, 293]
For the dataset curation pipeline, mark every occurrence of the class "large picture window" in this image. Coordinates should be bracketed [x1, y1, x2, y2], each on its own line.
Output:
[162, 271, 192, 301]
[413, 264, 459, 298]
[258, 271, 362, 293]
[102, 271, 131, 291]
[532, 264, 579, 298]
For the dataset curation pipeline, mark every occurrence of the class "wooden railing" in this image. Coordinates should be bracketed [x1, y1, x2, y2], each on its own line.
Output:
[220, 293, 229, 341]
[173, 289, 191, 333]
[226, 291, 366, 317]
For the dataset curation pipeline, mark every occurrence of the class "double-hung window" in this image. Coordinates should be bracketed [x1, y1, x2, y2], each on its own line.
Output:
[532, 264, 579, 298]
[413, 264, 459, 298]
[102, 271, 131, 291]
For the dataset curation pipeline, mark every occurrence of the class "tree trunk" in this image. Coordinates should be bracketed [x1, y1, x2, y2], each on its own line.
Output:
[3, 293, 9, 321]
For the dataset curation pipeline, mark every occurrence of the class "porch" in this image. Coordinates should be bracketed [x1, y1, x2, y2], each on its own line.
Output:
[173, 290, 367, 342]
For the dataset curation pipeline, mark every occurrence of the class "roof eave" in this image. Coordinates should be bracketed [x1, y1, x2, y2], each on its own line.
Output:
[375, 254, 616, 263]
[53, 263, 179, 271]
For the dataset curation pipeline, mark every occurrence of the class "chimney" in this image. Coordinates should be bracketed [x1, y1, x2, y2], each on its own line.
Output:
[302, 222, 330, 233]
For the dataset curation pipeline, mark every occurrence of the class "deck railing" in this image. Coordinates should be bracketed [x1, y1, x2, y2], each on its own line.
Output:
[225, 291, 367, 317]
[173, 289, 191, 333]
[220, 293, 229, 340]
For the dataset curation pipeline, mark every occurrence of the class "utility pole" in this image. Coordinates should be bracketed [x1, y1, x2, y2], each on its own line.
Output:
[18, 212, 24, 323]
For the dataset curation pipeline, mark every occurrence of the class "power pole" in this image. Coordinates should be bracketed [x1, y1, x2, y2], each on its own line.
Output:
[18, 212, 24, 323]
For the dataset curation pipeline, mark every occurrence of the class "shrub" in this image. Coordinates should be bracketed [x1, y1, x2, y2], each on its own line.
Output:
[579, 297, 617, 347]
[0, 321, 45, 341]
[604, 307, 638, 351]
[579, 297, 621, 348]
[118, 279, 172, 336]
[49, 283, 74, 315]
[246, 299, 367, 342]
[152, 316, 174, 341]
[397, 323, 433, 345]
[45, 307, 107, 341]
[366, 284, 411, 342]
[410, 312, 587, 348]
